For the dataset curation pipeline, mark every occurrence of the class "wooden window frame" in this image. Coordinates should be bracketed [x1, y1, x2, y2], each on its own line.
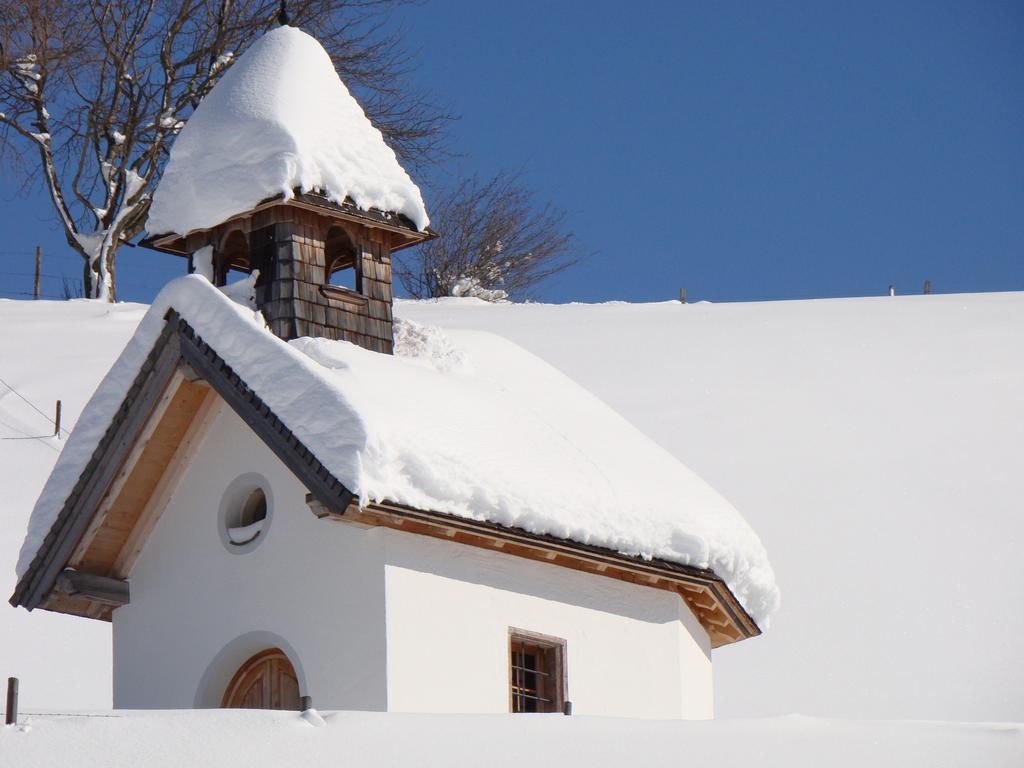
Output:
[325, 253, 362, 294]
[508, 628, 567, 714]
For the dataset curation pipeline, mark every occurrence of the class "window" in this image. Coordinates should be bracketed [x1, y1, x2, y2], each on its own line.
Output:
[509, 630, 566, 713]
[218, 474, 273, 553]
[226, 488, 267, 546]
[325, 226, 361, 293]
[216, 229, 252, 287]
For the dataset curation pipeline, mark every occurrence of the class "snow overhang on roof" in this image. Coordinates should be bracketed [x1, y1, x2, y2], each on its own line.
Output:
[143, 190, 435, 258]
[145, 25, 429, 240]
[11, 277, 779, 645]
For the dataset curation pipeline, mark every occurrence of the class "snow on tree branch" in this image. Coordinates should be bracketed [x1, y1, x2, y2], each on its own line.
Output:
[0, 0, 449, 301]
[395, 171, 581, 301]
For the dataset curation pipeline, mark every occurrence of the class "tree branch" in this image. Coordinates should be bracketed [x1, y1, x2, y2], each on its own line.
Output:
[0, 0, 449, 300]
[395, 171, 582, 301]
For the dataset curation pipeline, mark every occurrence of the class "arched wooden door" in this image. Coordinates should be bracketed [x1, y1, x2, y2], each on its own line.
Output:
[221, 648, 301, 710]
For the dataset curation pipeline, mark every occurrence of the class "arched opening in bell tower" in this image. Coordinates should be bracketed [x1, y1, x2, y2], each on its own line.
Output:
[324, 225, 360, 293]
[217, 229, 252, 286]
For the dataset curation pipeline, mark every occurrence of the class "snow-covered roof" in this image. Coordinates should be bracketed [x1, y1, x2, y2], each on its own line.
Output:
[147, 26, 428, 237]
[15, 278, 777, 626]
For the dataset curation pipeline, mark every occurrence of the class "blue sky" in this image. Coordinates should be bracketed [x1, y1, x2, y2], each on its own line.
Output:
[1, 0, 1021, 304]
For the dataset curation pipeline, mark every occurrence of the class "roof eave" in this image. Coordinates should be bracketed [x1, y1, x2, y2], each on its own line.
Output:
[141, 192, 436, 256]
[319, 498, 761, 647]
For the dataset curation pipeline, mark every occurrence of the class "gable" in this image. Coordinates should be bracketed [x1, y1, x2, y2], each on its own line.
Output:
[10, 311, 355, 619]
[63, 371, 214, 618]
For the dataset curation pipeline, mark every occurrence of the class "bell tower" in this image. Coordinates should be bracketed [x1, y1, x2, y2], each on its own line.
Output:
[141, 24, 433, 354]
[146, 193, 431, 354]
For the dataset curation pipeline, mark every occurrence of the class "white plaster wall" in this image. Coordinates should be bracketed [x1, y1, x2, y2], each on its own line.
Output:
[113, 402, 389, 710]
[114, 400, 712, 718]
[383, 532, 713, 719]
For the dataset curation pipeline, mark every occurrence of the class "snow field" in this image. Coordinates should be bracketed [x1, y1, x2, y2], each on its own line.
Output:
[398, 292, 1024, 722]
[0, 298, 146, 709]
[2, 710, 1021, 768]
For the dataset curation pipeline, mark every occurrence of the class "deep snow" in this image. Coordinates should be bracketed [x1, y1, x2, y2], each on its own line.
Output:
[147, 26, 429, 236]
[1, 291, 1021, 725]
[1, 709, 1020, 768]
[0, 298, 145, 710]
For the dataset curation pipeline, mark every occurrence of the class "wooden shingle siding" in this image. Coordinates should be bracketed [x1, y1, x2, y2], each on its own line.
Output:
[152, 200, 414, 354]
[217, 205, 398, 352]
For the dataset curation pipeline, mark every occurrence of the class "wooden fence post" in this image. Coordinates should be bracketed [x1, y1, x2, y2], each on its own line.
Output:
[679, 288, 686, 304]
[55, 400, 62, 438]
[34, 246, 41, 300]
[5, 677, 17, 725]
[923, 279, 931, 295]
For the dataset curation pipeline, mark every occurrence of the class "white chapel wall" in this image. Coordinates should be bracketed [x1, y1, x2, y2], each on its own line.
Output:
[113, 397, 712, 718]
[383, 532, 714, 719]
[112, 402, 389, 710]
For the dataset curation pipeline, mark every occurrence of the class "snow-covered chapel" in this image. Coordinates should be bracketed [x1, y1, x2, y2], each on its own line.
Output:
[10, 25, 778, 719]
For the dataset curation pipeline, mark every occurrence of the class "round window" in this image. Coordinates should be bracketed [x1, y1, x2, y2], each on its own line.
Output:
[219, 474, 273, 553]
[227, 489, 267, 546]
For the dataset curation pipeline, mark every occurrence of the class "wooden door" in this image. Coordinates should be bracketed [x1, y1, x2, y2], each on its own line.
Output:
[221, 648, 301, 710]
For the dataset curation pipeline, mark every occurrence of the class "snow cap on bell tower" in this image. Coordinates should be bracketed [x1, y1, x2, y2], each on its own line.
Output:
[147, 24, 428, 237]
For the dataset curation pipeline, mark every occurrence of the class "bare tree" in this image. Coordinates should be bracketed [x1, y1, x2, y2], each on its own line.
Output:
[396, 171, 579, 301]
[0, 0, 448, 300]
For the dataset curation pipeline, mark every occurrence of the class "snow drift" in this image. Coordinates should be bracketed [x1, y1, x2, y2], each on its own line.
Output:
[2, 710, 1020, 768]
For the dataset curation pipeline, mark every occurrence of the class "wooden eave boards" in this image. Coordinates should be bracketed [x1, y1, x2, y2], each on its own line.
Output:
[10, 312, 760, 646]
[143, 192, 436, 256]
[317, 500, 759, 648]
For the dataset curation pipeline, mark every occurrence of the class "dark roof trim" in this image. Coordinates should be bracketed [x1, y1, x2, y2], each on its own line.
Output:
[174, 312, 355, 519]
[11, 310, 355, 611]
[141, 191, 437, 256]
[284, 190, 433, 237]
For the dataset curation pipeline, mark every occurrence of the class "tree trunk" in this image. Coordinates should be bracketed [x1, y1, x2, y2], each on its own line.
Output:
[82, 231, 118, 301]
[82, 259, 93, 300]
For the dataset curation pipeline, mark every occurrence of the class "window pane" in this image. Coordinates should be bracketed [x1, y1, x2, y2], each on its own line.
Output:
[510, 635, 563, 713]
